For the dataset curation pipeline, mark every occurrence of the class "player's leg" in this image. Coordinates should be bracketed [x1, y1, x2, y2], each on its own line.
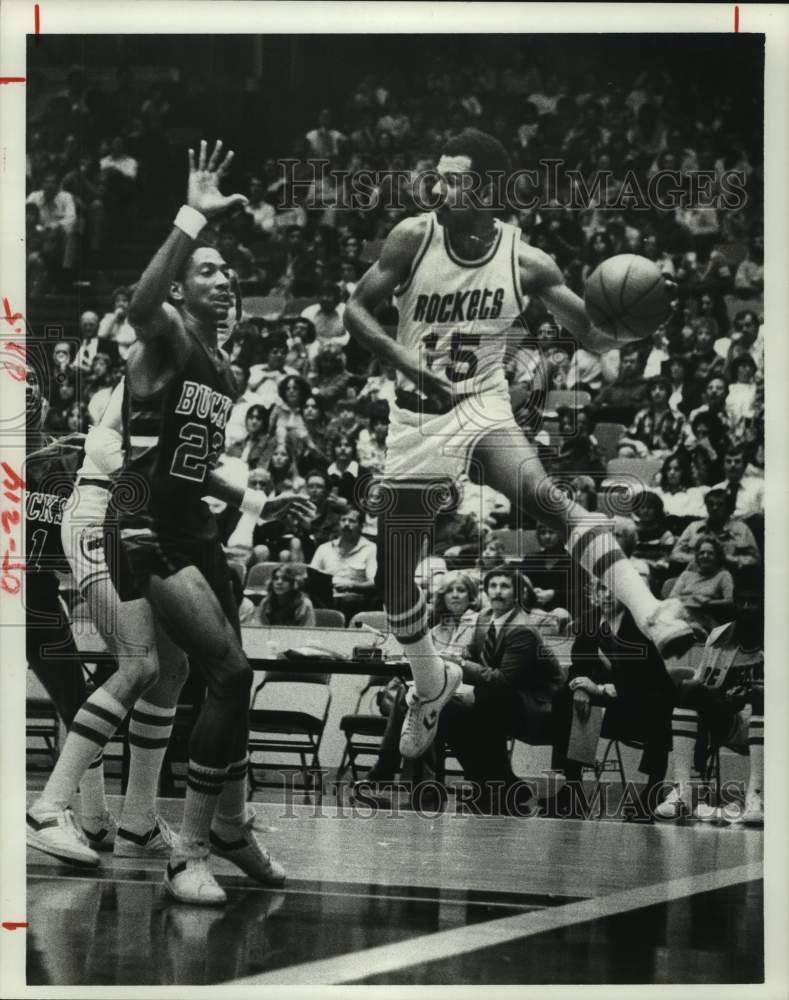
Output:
[473, 427, 698, 659]
[26, 594, 160, 867]
[144, 563, 282, 904]
[114, 618, 190, 855]
[742, 684, 764, 824]
[373, 480, 462, 758]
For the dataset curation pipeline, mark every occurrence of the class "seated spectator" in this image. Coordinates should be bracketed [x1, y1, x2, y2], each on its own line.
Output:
[658, 570, 763, 823]
[470, 537, 507, 592]
[568, 475, 597, 512]
[326, 431, 361, 505]
[305, 108, 347, 160]
[66, 400, 90, 434]
[301, 282, 349, 359]
[661, 355, 704, 417]
[437, 567, 565, 815]
[224, 362, 258, 450]
[589, 343, 650, 425]
[711, 444, 764, 521]
[668, 537, 734, 632]
[100, 136, 138, 182]
[256, 563, 316, 627]
[652, 451, 708, 519]
[310, 506, 378, 617]
[269, 373, 312, 446]
[47, 340, 75, 405]
[626, 376, 686, 455]
[632, 491, 675, 570]
[310, 343, 354, 411]
[690, 318, 727, 382]
[217, 227, 263, 290]
[358, 360, 398, 407]
[73, 310, 103, 372]
[97, 286, 137, 361]
[304, 469, 345, 545]
[84, 353, 115, 424]
[285, 316, 316, 377]
[327, 396, 365, 442]
[248, 329, 298, 409]
[685, 374, 731, 442]
[549, 578, 676, 820]
[689, 439, 724, 489]
[355, 401, 389, 475]
[26, 172, 78, 272]
[522, 524, 576, 618]
[266, 441, 306, 495]
[251, 504, 318, 567]
[244, 176, 277, 238]
[669, 488, 761, 573]
[296, 394, 332, 471]
[44, 371, 79, 433]
[725, 354, 758, 436]
[732, 233, 764, 300]
[226, 404, 277, 469]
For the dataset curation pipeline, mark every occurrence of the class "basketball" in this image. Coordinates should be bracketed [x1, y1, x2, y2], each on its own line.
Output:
[584, 254, 672, 343]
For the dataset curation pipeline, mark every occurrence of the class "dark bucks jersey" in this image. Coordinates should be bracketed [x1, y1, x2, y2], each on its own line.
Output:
[115, 331, 236, 539]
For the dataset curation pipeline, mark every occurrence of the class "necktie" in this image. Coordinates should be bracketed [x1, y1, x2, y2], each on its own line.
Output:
[482, 619, 497, 667]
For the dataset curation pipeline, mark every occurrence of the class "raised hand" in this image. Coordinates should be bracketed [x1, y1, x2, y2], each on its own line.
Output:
[260, 492, 317, 524]
[187, 139, 249, 219]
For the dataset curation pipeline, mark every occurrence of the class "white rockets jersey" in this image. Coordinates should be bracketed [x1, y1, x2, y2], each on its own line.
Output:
[393, 213, 528, 399]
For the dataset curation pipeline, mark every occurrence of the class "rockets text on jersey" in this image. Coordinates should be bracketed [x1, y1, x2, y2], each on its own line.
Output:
[393, 213, 527, 400]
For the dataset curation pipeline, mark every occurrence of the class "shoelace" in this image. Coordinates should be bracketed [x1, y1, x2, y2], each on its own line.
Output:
[154, 816, 176, 847]
[64, 808, 89, 845]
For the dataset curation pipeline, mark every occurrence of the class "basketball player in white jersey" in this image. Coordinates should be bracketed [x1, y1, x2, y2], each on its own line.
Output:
[345, 128, 701, 758]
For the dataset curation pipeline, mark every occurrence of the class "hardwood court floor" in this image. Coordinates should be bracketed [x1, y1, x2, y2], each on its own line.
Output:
[26, 793, 763, 986]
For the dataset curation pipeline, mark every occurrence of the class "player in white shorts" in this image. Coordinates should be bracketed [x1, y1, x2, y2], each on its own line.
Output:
[345, 128, 701, 759]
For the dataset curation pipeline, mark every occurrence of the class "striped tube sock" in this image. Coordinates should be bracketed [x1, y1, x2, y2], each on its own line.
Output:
[567, 515, 659, 629]
[747, 714, 764, 796]
[214, 757, 249, 829]
[78, 753, 108, 823]
[387, 589, 444, 699]
[177, 761, 227, 853]
[670, 707, 699, 798]
[120, 699, 176, 834]
[36, 688, 127, 812]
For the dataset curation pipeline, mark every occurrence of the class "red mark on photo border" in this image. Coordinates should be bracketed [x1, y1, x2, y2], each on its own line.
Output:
[35, 3, 41, 38]
[2, 922, 28, 931]
[734, 6, 739, 31]
[0, 78, 26, 85]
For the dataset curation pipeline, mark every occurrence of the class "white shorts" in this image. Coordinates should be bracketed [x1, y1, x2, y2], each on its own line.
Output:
[61, 481, 112, 594]
[384, 390, 519, 480]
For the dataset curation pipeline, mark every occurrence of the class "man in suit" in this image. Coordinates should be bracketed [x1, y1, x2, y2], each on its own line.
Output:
[438, 566, 565, 815]
[549, 579, 677, 820]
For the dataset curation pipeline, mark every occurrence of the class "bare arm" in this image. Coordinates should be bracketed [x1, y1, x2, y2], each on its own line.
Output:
[519, 241, 620, 354]
[128, 140, 248, 344]
[344, 218, 453, 406]
[205, 464, 316, 524]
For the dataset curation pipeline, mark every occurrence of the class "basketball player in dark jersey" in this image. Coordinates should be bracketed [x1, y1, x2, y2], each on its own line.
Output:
[29, 140, 314, 904]
[345, 128, 701, 760]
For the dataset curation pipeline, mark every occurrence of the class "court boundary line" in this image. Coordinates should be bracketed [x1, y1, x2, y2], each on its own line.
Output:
[224, 861, 763, 985]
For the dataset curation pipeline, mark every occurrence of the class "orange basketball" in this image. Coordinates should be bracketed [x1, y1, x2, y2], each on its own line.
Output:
[584, 254, 671, 343]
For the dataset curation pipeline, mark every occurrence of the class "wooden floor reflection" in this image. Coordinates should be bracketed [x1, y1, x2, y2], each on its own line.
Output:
[26, 795, 763, 986]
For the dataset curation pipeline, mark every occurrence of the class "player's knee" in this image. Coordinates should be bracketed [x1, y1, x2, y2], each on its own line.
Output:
[124, 653, 160, 694]
[210, 655, 253, 703]
[168, 651, 190, 689]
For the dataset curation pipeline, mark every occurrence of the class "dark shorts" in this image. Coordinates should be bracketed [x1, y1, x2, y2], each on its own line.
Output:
[109, 521, 232, 610]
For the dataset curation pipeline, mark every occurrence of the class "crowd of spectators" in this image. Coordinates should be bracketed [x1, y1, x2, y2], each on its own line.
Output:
[29, 42, 765, 817]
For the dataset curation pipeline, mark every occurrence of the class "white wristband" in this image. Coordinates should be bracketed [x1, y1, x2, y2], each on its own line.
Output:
[240, 488, 267, 520]
[174, 205, 208, 240]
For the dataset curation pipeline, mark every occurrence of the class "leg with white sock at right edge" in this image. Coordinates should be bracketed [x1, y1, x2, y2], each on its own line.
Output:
[655, 707, 698, 821]
[472, 428, 704, 662]
[739, 707, 764, 825]
[373, 484, 463, 760]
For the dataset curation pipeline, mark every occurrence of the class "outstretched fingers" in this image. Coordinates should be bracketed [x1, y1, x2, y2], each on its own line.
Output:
[188, 147, 196, 173]
[216, 148, 235, 178]
[197, 138, 208, 171]
[207, 139, 224, 173]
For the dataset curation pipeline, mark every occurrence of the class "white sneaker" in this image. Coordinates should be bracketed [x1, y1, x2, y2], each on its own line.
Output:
[693, 801, 724, 822]
[165, 847, 227, 906]
[644, 599, 703, 659]
[114, 816, 177, 858]
[399, 662, 463, 759]
[82, 809, 118, 852]
[27, 806, 100, 867]
[210, 815, 286, 887]
[740, 790, 764, 826]
[654, 787, 691, 821]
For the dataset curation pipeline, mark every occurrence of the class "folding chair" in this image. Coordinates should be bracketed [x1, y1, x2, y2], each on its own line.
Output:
[313, 608, 346, 629]
[336, 673, 394, 784]
[247, 671, 332, 797]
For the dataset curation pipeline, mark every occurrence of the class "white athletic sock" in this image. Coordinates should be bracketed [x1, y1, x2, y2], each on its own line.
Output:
[120, 699, 176, 834]
[568, 515, 659, 628]
[78, 753, 108, 824]
[176, 761, 226, 853]
[670, 707, 698, 800]
[747, 715, 764, 797]
[387, 589, 444, 699]
[35, 688, 127, 813]
[214, 757, 249, 829]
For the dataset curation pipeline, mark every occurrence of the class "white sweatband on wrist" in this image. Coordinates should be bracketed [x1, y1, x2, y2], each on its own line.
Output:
[174, 205, 208, 240]
[240, 488, 267, 520]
